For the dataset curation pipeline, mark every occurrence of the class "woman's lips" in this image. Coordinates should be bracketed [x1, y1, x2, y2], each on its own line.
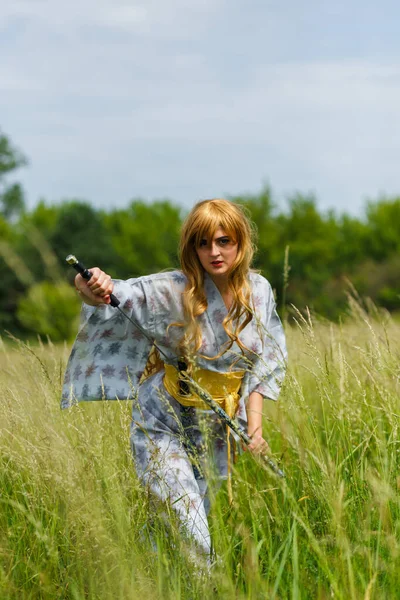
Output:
[211, 261, 223, 266]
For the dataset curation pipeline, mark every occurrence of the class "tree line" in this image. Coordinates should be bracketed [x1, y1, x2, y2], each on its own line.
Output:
[1, 129, 400, 341]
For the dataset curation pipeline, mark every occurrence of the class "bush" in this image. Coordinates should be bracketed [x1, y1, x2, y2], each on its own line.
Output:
[17, 281, 80, 341]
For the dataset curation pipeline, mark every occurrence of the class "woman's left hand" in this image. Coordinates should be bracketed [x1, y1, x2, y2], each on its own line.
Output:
[244, 430, 270, 455]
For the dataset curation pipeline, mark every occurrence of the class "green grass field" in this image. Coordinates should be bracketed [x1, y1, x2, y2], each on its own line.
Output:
[1, 303, 400, 599]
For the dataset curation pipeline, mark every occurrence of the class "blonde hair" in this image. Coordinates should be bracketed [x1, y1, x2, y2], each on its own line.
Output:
[174, 198, 257, 364]
[141, 198, 257, 381]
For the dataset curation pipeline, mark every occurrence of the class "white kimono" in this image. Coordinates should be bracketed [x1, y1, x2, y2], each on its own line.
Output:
[62, 271, 287, 557]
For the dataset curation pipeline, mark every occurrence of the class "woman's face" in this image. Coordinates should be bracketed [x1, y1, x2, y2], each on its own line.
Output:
[195, 227, 238, 279]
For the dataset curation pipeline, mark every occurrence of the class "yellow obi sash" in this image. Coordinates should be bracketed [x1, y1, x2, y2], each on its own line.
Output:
[163, 364, 245, 503]
[163, 364, 244, 415]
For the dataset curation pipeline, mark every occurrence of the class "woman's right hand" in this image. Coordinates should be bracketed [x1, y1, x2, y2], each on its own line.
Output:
[74, 268, 114, 306]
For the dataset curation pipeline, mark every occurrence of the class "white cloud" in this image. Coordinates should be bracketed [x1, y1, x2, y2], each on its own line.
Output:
[1, 1, 400, 213]
[0, 0, 221, 36]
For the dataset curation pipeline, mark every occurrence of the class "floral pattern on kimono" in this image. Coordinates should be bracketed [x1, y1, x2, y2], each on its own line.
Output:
[62, 270, 287, 557]
[62, 270, 286, 408]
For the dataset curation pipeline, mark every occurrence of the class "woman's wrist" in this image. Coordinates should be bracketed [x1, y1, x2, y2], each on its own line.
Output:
[248, 425, 262, 438]
[247, 421, 263, 439]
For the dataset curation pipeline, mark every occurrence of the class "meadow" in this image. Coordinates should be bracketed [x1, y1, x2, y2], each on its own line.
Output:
[1, 300, 399, 599]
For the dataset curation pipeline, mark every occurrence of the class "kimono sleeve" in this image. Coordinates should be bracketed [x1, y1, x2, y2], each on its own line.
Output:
[248, 278, 287, 401]
[61, 278, 154, 407]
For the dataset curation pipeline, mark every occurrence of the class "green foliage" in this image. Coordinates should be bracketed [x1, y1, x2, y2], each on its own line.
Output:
[335, 214, 370, 268]
[0, 131, 27, 222]
[365, 198, 400, 259]
[48, 199, 118, 272]
[20, 199, 59, 233]
[16, 281, 81, 341]
[15, 202, 65, 284]
[232, 186, 283, 277]
[0, 217, 27, 332]
[352, 256, 400, 311]
[1, 183, 25, 221]
[104, 199, 181, 277]
[0, 130, 27, 177]
[3, 189, 400, 336]
[2, 130, 400, 337]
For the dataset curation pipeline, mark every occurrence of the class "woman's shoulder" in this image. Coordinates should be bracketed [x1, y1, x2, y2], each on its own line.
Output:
[248, 270, 273, 294]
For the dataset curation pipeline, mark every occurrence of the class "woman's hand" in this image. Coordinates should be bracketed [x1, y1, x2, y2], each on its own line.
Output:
[75, 268, 114, 306]
[245, 428, 270, 456]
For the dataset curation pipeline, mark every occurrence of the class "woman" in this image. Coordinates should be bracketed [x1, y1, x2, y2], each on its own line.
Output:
[63, 198, 287, 560]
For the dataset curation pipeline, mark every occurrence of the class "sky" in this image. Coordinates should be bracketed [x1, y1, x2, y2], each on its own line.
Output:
[1, 0, 400, 215]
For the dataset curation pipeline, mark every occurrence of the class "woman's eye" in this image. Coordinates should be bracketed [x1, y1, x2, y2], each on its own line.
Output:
[199, 239, 207, 247]
[219, 238, 229, 245]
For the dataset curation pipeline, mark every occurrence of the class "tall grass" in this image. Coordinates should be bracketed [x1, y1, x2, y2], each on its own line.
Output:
[1, 303, 400, 599]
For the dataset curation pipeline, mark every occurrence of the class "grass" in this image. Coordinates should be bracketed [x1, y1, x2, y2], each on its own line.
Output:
[1, 302, 400, 599]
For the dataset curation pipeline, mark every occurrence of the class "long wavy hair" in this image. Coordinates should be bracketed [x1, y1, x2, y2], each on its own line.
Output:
[141, 198, 257, 381]
[176, 198, 257, 362]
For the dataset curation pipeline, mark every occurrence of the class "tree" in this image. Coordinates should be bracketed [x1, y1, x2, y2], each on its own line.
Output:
[365, 197, 400, 260]
[16, 281, 81, 341]
[48, 200, 118, 275]
[0, 215, 25, 331]
[103, 199, 181, 277]
[15, 200, 62, 282]
[0, 130, 27, 221]
[231, 186, 283, 274]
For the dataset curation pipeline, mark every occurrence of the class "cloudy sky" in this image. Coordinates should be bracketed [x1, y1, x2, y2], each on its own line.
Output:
[1, 0, 399, 215]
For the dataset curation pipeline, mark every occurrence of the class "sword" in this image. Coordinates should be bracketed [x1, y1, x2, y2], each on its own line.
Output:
[66, 254, 285, 478]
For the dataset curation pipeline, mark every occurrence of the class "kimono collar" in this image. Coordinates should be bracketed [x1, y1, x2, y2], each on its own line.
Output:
[202, 271, 230, 351]
[203, 271, 229, 316]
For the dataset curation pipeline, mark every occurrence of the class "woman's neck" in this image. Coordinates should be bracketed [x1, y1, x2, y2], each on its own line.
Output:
[210, 274, 230, 295]
[209, 275, 233, 310]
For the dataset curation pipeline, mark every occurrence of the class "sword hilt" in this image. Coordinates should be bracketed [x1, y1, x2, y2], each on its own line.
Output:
[65, 254, 120, 307]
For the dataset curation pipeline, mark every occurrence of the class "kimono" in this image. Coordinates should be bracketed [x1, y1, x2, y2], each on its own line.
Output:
[62, 270, 287, 558]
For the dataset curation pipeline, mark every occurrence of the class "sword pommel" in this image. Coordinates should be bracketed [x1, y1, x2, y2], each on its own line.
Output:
[66, 254, 78, 265]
